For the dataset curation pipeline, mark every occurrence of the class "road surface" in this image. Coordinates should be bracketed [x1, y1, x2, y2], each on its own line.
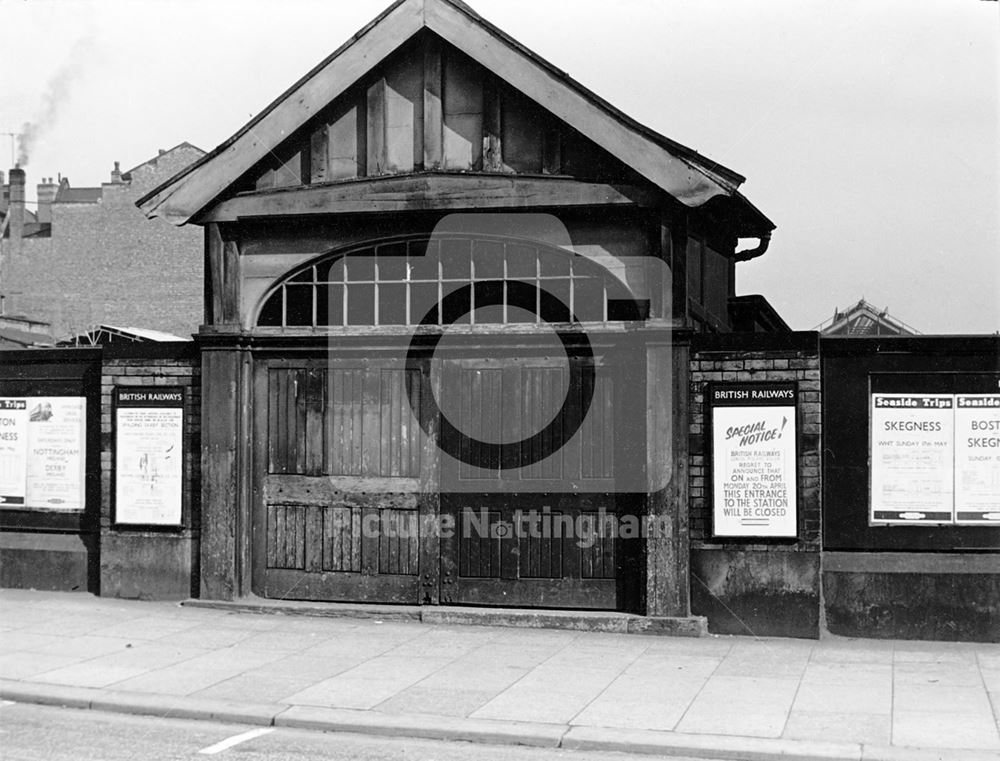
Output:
[0, 701, 711, 761]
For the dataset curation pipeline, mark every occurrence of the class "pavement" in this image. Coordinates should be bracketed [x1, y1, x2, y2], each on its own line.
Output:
[0, 589, 998, 761]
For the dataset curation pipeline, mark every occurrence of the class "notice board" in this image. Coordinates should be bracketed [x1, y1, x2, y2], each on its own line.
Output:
[0, 399, 28, 507]
[114, 387, 185, 526]
[709, 382, 798, 539]
[871, 392, 1000, 525]
[5, 396, 88, 512]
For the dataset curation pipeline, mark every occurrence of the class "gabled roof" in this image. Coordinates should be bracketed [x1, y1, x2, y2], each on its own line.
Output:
[818, 299, 920, 337]
[123, 142, 206, 180]
[138, 0, 773, 231]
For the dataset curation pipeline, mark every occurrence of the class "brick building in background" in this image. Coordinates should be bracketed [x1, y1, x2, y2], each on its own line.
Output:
[1, 143, 205, 341]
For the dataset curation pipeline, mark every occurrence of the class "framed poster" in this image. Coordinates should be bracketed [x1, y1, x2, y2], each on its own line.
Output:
[954, 394, 1000, 524]
[0, 399, 28, 508]
[870, 394, 954, 524]
[114, 387, 184, 526]
[25, 397, 87, 511]
[709, 382, 798, 538]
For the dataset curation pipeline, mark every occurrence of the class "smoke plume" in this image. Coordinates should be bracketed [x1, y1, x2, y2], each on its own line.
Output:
[16, 36, 96, 168]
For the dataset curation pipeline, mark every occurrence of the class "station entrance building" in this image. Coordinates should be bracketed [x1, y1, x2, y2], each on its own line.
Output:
[4, 2, 995, 641]
[137, 0, 775, 618]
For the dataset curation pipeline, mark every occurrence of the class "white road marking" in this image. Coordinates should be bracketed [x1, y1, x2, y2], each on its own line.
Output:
[197, 727, 274, 755]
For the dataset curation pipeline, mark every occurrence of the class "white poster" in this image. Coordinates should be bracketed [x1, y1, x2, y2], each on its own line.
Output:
[870, 394, 953, 523]
[115, 401, 183, 525]
[25, 397, 87, 511]
[954, 395, 1000, 524]
[0, 399, 28, 508]
[711, 384, 798, 538]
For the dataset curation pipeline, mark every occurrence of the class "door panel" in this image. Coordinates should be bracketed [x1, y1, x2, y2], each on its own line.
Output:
[254, 348, 643, 611]
[439, 354, 641, 611]
[254, 359, 430, 604]
[440, 357, 617, 493]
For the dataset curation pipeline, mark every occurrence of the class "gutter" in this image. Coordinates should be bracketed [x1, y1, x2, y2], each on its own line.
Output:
[733, 231, 771, 263]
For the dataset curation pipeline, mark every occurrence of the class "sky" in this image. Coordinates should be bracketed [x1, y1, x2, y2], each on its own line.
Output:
[1, 0, 997, 333]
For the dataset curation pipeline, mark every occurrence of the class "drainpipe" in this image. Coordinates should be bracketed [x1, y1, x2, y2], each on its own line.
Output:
[733, 231, 771, 263]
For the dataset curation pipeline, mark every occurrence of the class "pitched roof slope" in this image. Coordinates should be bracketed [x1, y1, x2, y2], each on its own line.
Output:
[123, 142, 206, 179]
[138, 0, 772, 230]
[819, 299, 920, 336]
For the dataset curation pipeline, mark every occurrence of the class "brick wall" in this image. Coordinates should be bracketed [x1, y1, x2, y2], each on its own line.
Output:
[689, 344, 822, 551]
[98, 346, 201, 599]
[4, 145, 205, 341]
[686, 333, 823, 638]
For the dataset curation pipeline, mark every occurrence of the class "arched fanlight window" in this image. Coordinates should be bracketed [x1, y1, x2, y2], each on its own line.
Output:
[257, 235, 643, 328]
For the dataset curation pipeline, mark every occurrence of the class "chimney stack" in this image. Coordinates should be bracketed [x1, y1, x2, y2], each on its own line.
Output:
[36, 177, 58, 224]
[8, 167, 25, 261]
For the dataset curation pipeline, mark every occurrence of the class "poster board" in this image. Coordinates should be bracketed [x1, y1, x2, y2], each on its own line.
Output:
[24, 397, 87, 511]
[114, 387, 185, 526]
[870, 394, 954, 523]
[953, 395, 1000, 524]
[870, 392, 1000, 525]
[0, 399, 28, 507]
[709, 382, 798, 539]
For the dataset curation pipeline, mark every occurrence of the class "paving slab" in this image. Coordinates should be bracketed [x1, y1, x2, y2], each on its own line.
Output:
[783, 711, 891, 746]
[27, 634, 137, 659]
[193, 673, 321, 703]
[981, 669, 1000, 692]
[894, 683, 995, 714]
[470, 692, 592, 725]
[676, 675, 801, 737]
[28, 662, 155, 689]
[163, 625, 257, 649]
[896, 661, 986, 688]
[3, 590, 1000, 761]
[569, 693, 694, 732]
[245, 653, 369, 681]
[892, 710, 1000, 751]
[85, 616, 206, 641]
[374, 685, 498, 716]
[0, 631, 66, 652]
[108, 664, 245, 696]
[802, 661, 893, 685]
[0, 652, 90, 680]
[811, 645, 896, 665]
[622, 652, 723, 680]
[793, 682, 893, 715]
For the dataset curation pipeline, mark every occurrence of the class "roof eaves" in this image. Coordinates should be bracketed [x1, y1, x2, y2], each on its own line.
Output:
[731, 189, 776, 234]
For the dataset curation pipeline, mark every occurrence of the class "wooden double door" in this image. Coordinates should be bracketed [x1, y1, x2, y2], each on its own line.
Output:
[252, 350, 643, 610]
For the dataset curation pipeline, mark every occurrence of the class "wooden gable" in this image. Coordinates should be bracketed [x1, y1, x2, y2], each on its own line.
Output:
[138, 0, 772, 233]
[232, 34, 637, 197]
